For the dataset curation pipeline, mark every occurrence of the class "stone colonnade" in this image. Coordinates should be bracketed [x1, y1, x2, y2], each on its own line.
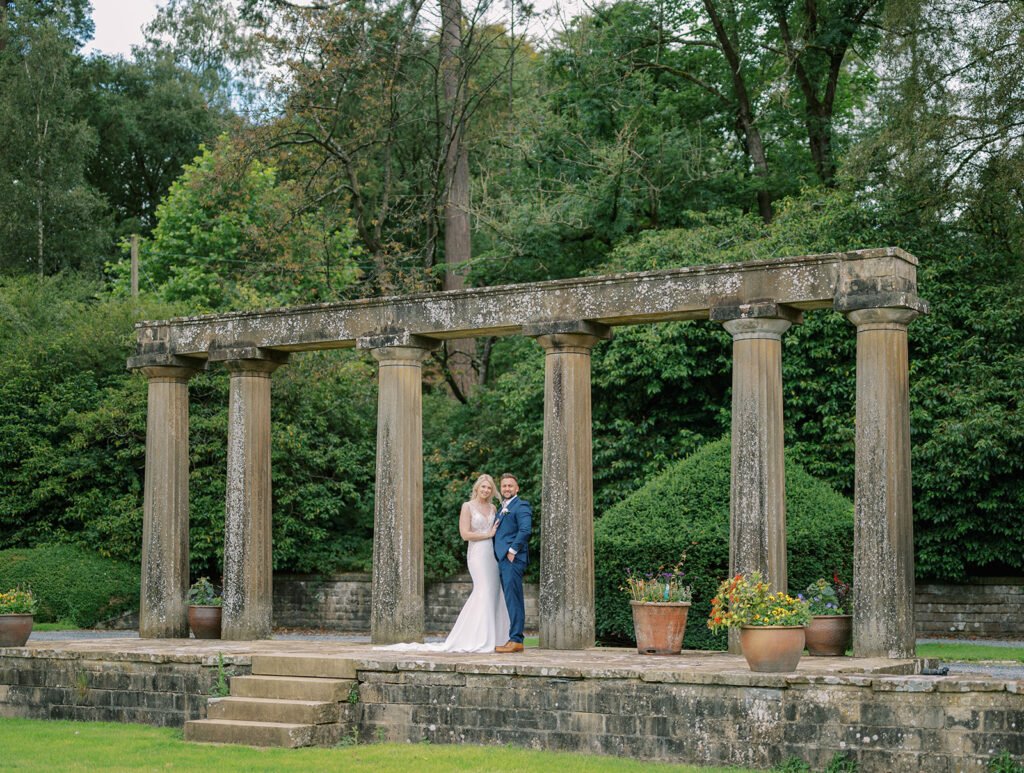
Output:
[128, 249, 926, 658]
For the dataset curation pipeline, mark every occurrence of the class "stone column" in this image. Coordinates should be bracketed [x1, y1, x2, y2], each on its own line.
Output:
[713, 303, 799, 652]
[525, 321, 610, 650]
[847, 307, 919, 658]
[211, 349, 288, 640]
[361, 335, 437, 644]
[712, 304, 801, 590]
[138, 364, 200, 638]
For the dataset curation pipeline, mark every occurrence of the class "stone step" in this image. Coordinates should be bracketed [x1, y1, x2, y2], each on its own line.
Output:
[184, 718, 339, 748]
[251, 654, 358, 679]
[207, 696, 340, 724]
[229, 674, 355, 701]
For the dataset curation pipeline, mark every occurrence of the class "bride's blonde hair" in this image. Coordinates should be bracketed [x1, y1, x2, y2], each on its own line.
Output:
[471, 474, 497, 501]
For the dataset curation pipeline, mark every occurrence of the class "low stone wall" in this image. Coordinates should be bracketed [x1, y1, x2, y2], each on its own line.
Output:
[0, 650, 251, 725]
[273, 573, 539, 633]
[916, 578, 1024, 638]
[275, 573, 1024, 640]
[356, 663, 1023, 772]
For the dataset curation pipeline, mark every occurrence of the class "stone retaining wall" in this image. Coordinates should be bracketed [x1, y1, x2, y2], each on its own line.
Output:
[0, 651, 251, 725]
[273, 573, 539, 633]
[915, 578, 1024, 638]
[356, 666, 1023, 772]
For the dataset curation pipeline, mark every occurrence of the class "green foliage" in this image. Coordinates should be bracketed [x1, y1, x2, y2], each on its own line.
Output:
[0, 588, 38, 615]
[708, 572, 812, 630]
[0, 545, 138, 626]
[591, 189, 1024, 581]
[108, 137, 364, 312]
[595, 438, 853, 650]
[988, 751, 1024, 773]
[79, 52, 227, 237]
[622, 563, 692, 603]
[188, 577, 222, 606]
[802, 578, 850, 616]
[0, 10, 109, 275]
[0, 273, 379, 579]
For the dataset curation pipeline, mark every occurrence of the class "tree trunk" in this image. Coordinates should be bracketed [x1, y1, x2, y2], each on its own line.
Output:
[704, 0, 774, 223]
[440, 0, 477, 398]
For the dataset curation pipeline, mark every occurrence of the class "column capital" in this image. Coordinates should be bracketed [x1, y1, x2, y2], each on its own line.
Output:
[523, 320, 611, 353]
[128, 353, 206, 374]
[846, 307, 921, 330]
[711, 302, 802, 341]
[357, 331, 441, 352]
[369, 345, 435, 365]
[721, 317, 794, 341]
[139, 364, 202, 382]
[208, 347, 289, 376]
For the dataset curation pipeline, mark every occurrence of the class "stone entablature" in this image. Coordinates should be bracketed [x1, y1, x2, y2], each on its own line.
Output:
[129, 247, 923, 361]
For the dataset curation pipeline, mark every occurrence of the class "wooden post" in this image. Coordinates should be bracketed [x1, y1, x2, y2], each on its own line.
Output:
[130, 234, 140, 298]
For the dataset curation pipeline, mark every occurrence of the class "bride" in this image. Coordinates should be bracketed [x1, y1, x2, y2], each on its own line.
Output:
[376, 474, 510, 653]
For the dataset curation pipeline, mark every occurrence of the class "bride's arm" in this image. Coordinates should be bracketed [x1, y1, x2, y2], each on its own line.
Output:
[459, 503, 489, 541]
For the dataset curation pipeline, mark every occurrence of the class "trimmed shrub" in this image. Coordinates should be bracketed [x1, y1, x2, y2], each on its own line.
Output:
[595, 437, 853, 650]
[0, 545, 139, 626]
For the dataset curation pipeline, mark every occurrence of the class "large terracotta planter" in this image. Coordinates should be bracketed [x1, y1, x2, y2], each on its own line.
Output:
[738, 625, 805, 672]
[805, 615, 852, 656]
[630, 601, 691, 655]
[0, 614, 33, 647]
[188, 605, 222, 639]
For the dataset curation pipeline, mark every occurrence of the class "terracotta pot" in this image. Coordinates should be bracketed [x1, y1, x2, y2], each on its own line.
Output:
[805, 615, 852, 656]
[0, 614, 33, 647]
[188, 605, 222, 639]
[630, 601, 691, 655]
[738, 625, 805, 672]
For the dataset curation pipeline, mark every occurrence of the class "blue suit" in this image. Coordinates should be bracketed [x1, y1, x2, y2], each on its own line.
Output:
[493, 495, 532, 643]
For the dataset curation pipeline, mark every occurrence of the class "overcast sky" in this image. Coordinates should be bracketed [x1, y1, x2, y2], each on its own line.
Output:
[85, 0, 161, 57]
[84, 0, 585, 58]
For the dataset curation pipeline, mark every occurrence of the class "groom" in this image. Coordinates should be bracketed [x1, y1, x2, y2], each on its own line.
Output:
[493, 473, 532, 653]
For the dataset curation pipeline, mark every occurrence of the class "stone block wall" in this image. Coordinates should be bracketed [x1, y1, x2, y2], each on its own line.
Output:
[274, 573, 1024, 640]
[273, 573, 539, 633]
[915, 578, 1024, 638]
[355, 666, 1024, 772]
[0, 651, 250, 725]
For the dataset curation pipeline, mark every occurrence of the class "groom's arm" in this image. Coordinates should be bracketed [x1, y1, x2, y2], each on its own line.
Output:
[511, 501, 532, 555]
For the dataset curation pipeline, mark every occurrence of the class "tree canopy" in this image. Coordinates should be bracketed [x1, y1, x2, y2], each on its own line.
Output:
[0, 0, 1020, 586]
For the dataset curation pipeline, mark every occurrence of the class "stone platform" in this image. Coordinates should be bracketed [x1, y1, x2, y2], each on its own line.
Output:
[2, 638, 1022, 771]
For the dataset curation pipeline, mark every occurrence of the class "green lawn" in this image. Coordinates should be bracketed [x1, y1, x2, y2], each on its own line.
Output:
[917, 641, 1024, 662]
[0, 718, 757, 772]
[33, 622, 81, 632]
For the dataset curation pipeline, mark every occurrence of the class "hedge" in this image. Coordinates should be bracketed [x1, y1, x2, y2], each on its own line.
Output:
[0, 545, 139, 627]
[595, 437, 854, 650]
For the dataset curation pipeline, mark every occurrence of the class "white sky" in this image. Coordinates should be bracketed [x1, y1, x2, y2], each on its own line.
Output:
[85, 0, 162, 58]
[84, 0, 587, 58]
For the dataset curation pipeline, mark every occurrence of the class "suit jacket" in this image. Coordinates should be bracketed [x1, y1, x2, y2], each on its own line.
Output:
[493, 495, 532, 566]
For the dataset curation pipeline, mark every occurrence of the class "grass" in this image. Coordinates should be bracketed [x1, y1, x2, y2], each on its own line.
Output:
[0, 718, 757, 772]
[33, 621, 81, 632]
[916, 642, 1024, 662]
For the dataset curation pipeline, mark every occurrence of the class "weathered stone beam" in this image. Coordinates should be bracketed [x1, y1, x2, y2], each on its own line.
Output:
[130, 248, 923, 361]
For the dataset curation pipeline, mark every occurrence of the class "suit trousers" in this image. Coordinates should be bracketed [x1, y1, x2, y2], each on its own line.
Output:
[498, 557, 526, 643]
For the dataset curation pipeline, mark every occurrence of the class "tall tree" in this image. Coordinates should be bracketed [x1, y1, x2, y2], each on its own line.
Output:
[79, 53, 228, 237]
[0, 5, 107, 275]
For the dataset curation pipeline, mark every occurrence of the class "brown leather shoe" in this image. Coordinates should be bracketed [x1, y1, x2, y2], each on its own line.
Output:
[494, 640, 525, 653]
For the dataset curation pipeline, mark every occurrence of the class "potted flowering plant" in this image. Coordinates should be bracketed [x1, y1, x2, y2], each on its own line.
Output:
[0, 587, 38, 647]
[622, 561, 692, 655]
[187, 577, 223, 639]
[803, 575, 852, 656]
[707, 572, 811, 672]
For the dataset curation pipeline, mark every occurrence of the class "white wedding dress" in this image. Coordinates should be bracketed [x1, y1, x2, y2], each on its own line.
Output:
[375, 503, 510, 653]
